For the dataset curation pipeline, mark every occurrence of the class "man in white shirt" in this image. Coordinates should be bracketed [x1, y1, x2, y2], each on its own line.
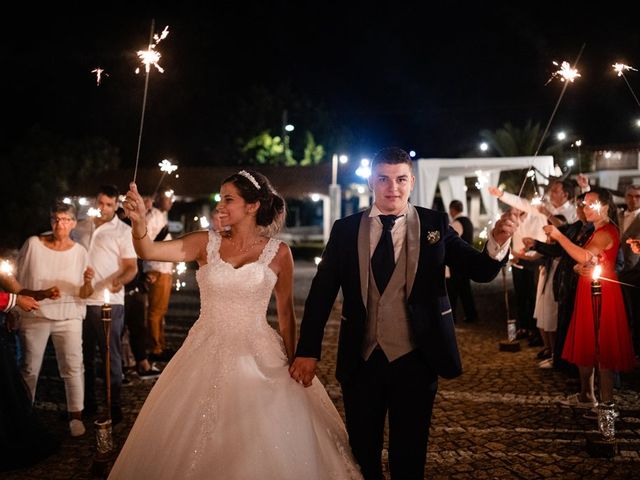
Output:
[144, 190, 175, 361]
[73, 185, 137, 423]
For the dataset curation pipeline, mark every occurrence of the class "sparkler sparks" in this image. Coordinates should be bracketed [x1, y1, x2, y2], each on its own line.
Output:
[546, 60, 581, 85]
[91, 67, 109, 86]
[87, 207, 102, 218]
[612, 62, 640, 109]
[135, 26, 169, 74]
[159, 159, 178, 174]
[132, 21, 171, 184]
[613, 63, 637, 77]
[0, 259, 15, 276]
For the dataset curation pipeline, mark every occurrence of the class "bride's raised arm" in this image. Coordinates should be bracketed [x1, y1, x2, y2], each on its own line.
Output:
[123, 182, 209, 265]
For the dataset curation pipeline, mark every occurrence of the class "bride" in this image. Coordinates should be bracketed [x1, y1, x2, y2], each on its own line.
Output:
[109, 170, 362, 479]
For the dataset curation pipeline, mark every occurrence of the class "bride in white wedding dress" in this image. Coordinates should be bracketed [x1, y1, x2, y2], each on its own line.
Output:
[109, 170, 362, 480]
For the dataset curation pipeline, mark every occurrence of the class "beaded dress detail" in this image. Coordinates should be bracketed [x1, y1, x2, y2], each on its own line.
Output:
[109, 231, 362, 479]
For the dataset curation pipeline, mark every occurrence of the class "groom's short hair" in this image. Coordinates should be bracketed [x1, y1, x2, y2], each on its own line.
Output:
[372, 147, 413, 171]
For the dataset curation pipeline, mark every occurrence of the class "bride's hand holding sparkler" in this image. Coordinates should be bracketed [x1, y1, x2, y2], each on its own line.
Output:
[542, 224, 560, 241]
[123, 183, 148, 234]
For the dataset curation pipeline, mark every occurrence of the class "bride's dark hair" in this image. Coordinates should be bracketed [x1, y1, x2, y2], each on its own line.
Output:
[222, 170, 286, 234]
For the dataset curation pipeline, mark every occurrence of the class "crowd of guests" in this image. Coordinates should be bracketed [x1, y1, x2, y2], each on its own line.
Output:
[0, 184, 175, 472]
[489, 177, 639, 415]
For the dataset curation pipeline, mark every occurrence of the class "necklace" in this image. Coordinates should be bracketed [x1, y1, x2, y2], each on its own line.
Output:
[227, 236, 263, 254]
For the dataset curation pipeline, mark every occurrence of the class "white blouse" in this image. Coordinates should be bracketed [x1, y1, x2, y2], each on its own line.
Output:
[17, 236, 89, 320]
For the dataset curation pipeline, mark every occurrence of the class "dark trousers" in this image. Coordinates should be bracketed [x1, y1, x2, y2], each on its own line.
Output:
[83, 305, 124, 410]
[512, 266, 537, 331]
[447, 271, 478, 322]
[342, 349, 438, 480]
[124, 291, 148, 363]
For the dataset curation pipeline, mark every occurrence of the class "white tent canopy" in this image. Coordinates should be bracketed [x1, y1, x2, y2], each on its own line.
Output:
[412, 156, 556, 221]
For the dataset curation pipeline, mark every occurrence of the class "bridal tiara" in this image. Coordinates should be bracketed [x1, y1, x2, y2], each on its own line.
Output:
[238, 170, 261, 190]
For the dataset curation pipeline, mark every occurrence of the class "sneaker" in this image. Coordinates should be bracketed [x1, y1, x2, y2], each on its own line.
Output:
[559, 393, 598, 409]
[137, 364, 161, 380]
[69, 419, 86, 437]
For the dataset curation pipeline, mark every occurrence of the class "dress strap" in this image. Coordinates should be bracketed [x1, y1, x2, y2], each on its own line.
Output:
[258, 238, 281, 266]
[206, 230, 222, 264]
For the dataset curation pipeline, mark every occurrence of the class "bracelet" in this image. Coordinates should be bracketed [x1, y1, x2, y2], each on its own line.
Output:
[132, 227, 148, 240]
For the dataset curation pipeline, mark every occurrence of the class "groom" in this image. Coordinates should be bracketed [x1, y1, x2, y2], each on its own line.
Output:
[290, 147, 518, 479]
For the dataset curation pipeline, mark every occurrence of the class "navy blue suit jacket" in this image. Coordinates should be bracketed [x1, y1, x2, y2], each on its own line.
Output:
[296, 205, 505, 384]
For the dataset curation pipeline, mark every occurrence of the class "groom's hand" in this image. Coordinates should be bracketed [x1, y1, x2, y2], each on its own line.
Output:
[289, 357, 317, 388]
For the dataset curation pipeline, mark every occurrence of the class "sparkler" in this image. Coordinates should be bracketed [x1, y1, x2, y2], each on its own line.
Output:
[518, 44, 585, 196]
[152, 159, 178, 197]
[91, 68, 108, 86]
[0, 259, 15, 276]
[612, 62, 640, 109]
[132, 21, 170, 184]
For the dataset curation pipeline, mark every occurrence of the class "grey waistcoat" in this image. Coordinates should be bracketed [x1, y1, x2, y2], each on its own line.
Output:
[362, 236, 416, 362]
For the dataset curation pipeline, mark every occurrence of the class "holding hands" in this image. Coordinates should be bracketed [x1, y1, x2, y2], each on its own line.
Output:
[289, 357, 317, 388]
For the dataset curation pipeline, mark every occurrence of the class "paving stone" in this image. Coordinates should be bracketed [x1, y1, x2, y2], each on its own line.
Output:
[3, 263, 639, 479]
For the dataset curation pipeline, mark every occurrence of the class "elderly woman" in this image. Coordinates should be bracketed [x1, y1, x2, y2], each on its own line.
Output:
[16, 201, 94, 437]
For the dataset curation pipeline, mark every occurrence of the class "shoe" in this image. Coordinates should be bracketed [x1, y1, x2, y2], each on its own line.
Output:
[559, 393, 598, 409]
[69, 419, 86, 437]
[538, 357, 554, 369]
[528, 337, 543, 347]
[111, 406, 123, 425]
[137, 364, 161, 380]
[536, 348, 551, 360]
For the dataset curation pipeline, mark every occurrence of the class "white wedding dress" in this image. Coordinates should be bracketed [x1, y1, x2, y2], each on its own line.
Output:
[109, 231, 362, 479]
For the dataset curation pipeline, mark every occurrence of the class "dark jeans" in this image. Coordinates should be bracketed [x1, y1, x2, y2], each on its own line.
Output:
[83, 305, 124, 410]
[447, 271, 478, 322]
[512, 265, 537, 331]
[124, 291, 148, 363]
[342, 349, 438, 480]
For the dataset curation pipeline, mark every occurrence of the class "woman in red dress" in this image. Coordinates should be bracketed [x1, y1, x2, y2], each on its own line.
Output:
[544, 187, 636, 408]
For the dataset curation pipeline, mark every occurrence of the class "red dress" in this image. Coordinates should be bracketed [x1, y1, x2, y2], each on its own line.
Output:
[562, 223, 636, 371]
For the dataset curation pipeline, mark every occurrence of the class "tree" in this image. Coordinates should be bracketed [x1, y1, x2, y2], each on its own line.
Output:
[241, 129, 325, 166]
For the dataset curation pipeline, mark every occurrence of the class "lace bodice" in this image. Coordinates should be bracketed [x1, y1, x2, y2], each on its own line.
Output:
[194, 231, 281, 336]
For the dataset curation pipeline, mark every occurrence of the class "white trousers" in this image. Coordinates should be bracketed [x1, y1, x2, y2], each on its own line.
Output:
[19, 316, 84, 412]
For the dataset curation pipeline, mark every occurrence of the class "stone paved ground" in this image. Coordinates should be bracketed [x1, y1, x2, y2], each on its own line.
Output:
[2, 261, 639, 479]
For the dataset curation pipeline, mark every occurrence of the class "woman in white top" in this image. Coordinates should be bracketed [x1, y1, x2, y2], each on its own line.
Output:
[17, 201, 94, 437]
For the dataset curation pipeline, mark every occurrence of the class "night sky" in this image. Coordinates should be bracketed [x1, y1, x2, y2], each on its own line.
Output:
[4, 2, 640, 167]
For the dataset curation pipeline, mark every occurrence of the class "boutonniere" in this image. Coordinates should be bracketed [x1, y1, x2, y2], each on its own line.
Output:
[425, 230, 441, 245]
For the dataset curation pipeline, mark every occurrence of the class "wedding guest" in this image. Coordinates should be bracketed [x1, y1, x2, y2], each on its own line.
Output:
[618, 184, 640, 355]
[545, 188, 636, 409]
[447, 200, 478, 323]
[16, 201, 94, 437]
[73, 185, 137, 424]
[1, 283, 59, 472]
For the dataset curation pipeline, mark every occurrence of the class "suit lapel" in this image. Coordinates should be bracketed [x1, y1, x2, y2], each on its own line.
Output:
[622, 215, 640, 239]
[406, 205, 420, 295]
[358, 210, 372, 307]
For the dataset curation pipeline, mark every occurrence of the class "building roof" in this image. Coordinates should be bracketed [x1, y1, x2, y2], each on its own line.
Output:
[73, 164, 334, 200]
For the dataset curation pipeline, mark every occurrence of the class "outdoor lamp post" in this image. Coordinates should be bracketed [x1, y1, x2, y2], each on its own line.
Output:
[329, 154, 348, 228]
[92, 289, 114, 475]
